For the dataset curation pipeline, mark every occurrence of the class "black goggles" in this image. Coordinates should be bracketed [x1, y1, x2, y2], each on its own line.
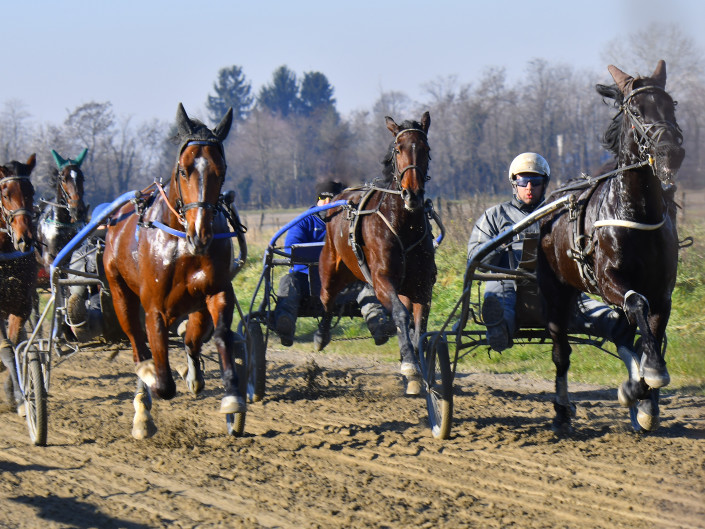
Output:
[515, 175, 546, 187]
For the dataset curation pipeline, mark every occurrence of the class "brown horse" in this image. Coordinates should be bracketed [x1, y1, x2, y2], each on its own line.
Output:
[0, 154, 37, 415]
[315, 113, 436, 391]
[538, 60, 684, 432]
[103, 103, 245, 439]
[36, 148, 88, 272]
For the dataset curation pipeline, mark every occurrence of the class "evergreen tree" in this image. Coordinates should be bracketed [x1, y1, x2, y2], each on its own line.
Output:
[258, 66, 300, 117]
[206, 65, 253, 124]
[299, 71, 337, 117]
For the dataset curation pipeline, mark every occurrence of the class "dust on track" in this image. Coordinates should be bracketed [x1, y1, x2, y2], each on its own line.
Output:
[1, 342, 704, 529]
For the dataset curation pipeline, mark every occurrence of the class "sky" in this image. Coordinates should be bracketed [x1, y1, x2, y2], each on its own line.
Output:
[3, 0, 705, 127]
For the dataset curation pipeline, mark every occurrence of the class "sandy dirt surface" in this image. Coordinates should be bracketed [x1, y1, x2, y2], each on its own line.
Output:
[1, 340, 704, 529]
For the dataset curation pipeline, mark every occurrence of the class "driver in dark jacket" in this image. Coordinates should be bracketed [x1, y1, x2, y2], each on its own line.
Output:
[467, 152, 631, 352]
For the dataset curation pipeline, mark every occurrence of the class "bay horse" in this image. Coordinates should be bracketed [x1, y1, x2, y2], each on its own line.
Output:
[0, 154, 37, 415]
[315, 113, 436, 392]
[103, 103, 245, 439]
[538, 60, 684, 432]
[36, 148, 88, 273]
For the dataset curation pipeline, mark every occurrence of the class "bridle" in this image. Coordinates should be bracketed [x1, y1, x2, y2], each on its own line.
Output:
[621, 85, 683, 160]
[170, 140, 226, 228]
[57, 167, 85, 221]
[0, 173, 34, 246]
[390, 128, 431, 191]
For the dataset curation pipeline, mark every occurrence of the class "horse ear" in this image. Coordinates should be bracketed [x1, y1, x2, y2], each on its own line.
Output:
[385, 116, 400, 135]
[175, 102, 196, 137]
[74, 148, 88, 167]
[26, 153, 36, 173]
[51, 149, 67, 169]
[420, 111, 431, 133]
[608, 64, 633, 93]
[213, 107, 234, 143]
[651, 60, 667, 88]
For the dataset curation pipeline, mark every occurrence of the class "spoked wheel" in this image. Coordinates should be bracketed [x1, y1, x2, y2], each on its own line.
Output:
[422, 335, 453, 439]
[226, 332, 247, 436]
[24, 353, 48, 446]
[245, 319, 266, 403]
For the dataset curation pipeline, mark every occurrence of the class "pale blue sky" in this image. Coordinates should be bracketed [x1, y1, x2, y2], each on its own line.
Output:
[3, 0, 705, 126]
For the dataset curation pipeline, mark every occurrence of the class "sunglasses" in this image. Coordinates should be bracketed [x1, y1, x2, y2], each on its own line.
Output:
[515, 175, 546, 187]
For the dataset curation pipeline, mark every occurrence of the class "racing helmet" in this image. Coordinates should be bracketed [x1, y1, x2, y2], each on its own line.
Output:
[508, 152, 550, 186]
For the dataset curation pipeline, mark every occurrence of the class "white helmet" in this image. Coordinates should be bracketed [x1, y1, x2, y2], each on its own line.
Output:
[508, 152, 550, 185]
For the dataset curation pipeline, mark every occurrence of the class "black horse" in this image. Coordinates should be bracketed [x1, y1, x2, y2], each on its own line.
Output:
[538, 60, 684, 432]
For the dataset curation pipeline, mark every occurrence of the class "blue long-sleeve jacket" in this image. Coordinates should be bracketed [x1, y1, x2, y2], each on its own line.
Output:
[284, 207, 327, 274]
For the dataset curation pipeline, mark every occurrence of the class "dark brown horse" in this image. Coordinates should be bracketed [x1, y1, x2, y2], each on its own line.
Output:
[538, 61, 684, 432]
[103, 103, 244, 439]
[316, 113, 436, 392]
[36, 148, 88, 271]
[0, 154, 37, 416]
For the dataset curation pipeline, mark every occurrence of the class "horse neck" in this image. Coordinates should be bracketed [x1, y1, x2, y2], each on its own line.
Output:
[54, 188, 71, 224]
[613, 165, 666, 222]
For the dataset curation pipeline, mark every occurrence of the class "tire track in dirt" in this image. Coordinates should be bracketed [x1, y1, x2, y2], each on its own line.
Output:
[2, 346, 704, 529]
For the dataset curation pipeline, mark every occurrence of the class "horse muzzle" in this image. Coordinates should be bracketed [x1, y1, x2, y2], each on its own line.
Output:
[653, 144, 685, 184]
[401, 188, 424, 212]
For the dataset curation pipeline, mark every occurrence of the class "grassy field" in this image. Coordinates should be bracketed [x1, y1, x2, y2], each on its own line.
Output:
[233, 199, 705, 395]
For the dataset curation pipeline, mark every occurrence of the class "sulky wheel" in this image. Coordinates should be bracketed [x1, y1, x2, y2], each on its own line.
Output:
[245, 319, 266, 403]
[226, 332, 247, 436]
[24, 353, 48, 446]
[422, 335, 453, 439]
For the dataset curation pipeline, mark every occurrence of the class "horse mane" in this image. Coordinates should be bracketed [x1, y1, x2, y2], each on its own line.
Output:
[3, 160, 29, 176]
[379, 118, 427, 183]
[596, 83, 623, 156]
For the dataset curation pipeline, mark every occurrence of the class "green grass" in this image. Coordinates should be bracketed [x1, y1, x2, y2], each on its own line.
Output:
[233, 214, 705, 395]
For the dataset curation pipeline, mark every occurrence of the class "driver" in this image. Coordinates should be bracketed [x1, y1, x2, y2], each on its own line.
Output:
[467, 152, 632, 352]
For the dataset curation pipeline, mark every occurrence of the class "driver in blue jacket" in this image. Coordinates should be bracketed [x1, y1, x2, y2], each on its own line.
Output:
[274, 180, 395, 346]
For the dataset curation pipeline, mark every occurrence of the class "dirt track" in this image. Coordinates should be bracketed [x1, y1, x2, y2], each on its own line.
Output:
[1, 342, 704, 529]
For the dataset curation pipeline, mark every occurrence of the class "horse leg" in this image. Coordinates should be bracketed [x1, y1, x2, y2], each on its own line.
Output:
[314, 249, 354, 352]
[403, 300, 430, 395]
[207, 290, 245, 414]
[143, 309, 176, 400]
[623, 290, 669, 389]
[0, 320, 23, 416]
[375, 285, 419, 379]
[132, 378, 156, 440]
[179, 310, 210, 396]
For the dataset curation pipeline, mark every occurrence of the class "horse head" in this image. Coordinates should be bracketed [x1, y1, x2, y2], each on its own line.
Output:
[51, 148, 88, 222]
[384, 112, 431, 212]
[0, 154, 36, 253]
[606, 60, 684, 187]
[173, 103, 233, 255]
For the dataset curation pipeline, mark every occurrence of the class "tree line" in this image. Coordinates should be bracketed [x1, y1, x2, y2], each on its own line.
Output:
[1, 24, 703, 213]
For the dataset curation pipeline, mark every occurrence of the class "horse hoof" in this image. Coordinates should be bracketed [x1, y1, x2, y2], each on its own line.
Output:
[405, 376, 422, 396]
[313, 330, 330, 352]
[220, 395, 246, 414]
[132, 419, 157, 440]
[551, 419, 573, 436]
[642, 368, 670, 389]
[135, 360, 157, 387]
[617, 381, 637, 407]
[636, 409, 660, 432]
[400, 361, 421, 377]
[16, 402, 26, 417]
